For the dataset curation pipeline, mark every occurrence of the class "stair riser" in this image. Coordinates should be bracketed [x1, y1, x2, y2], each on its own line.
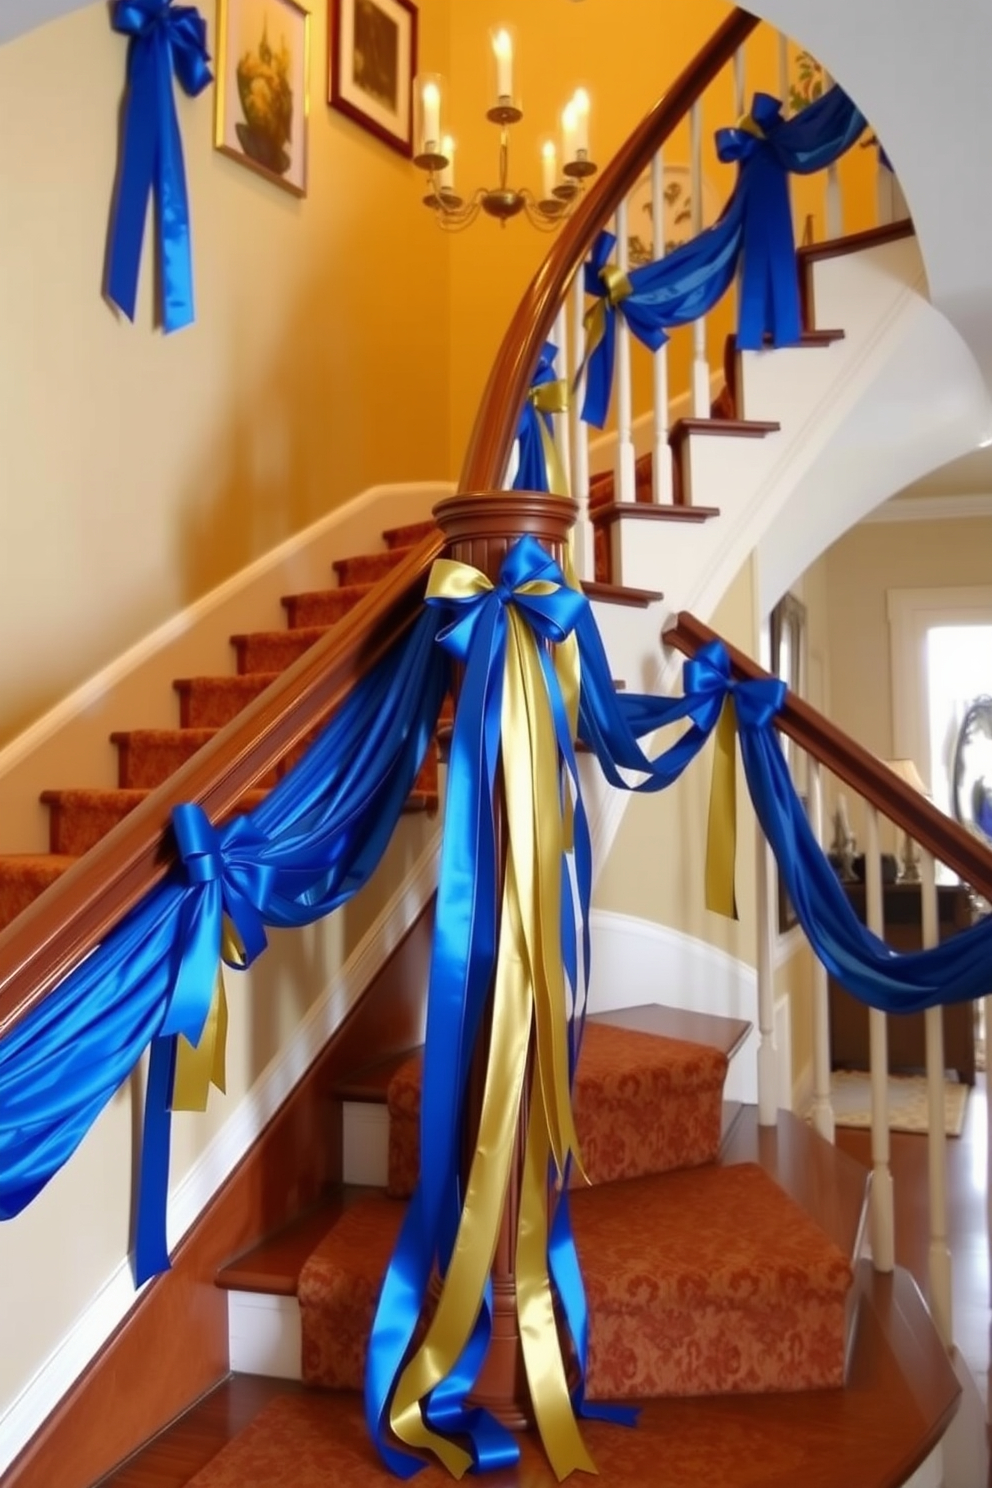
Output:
[282, 588, 371, 629]
[233, 630, 327, 675]
[175, 677, 277, 729]
[46, 798, 139, 856]
[332, 549, 410, 587]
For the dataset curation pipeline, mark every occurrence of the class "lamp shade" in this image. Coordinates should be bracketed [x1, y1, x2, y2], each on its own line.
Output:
[885, 758, 931, 796]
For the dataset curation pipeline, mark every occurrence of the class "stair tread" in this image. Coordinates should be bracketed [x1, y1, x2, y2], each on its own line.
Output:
[582, 580, 665, 607]
[797, 218, 914, 266]
[593, 500, 722, 525]
[670, 416, 781, 440]
[333, 1003, 749, 1104]
[142, 1267, 956, 1488]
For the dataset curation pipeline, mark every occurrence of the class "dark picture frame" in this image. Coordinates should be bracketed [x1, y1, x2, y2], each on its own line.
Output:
[770, 592, 808, 933]
[329, 0, 418, 158]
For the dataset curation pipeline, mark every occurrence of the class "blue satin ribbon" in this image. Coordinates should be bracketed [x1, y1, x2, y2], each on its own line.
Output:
[580, 84, 866, 424]
[1, 609, 449, 1285]
[716, 89, 866, 348]
[108, 0, 212, 333]
[514, 342, 560, 494]
[365, 536, 592, 1476]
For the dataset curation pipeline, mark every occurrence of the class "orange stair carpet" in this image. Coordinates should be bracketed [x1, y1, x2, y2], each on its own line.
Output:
[0, 523, 440, 932]
[297, 1025, 850, 1400]
[385, 1023, 729, 1197]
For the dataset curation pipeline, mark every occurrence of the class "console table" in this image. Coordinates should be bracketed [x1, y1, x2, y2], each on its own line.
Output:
[827, 881, 976, 1085]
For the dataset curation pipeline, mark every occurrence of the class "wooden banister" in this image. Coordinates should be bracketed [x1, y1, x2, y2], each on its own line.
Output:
[458, 7, 760, 496]
[666, 611, 992, 900]
[0, 530, 446, 1040]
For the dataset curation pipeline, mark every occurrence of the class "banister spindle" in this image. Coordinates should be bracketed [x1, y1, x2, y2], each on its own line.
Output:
[808, 760, 835, 1141]
[865, 805, 895, 1272]
[689, 98, 710, 418]
[650, 149, 673, 504]
[614, 198, 637, 505]
[570, 272, 593, 581]
[755, 830, 779, 1126]
[823, 70, 842, 240]
[921, 846, 953, 1348]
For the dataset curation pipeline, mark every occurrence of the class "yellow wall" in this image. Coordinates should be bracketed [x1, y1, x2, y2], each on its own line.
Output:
[594, 555, 759, 962]
[0, 0, 452, 745]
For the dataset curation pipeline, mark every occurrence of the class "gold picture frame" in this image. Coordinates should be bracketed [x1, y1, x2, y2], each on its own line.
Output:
[215, 0, 311, 197]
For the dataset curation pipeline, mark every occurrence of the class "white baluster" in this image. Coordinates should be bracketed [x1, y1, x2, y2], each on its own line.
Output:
[570, 271, 593, 582]
[921, 847, 953, 1348]
[650, 149, 672, 504]
[553, 304, 572, 499]
[756, 831, 779, 1127]
[733, 44, 746, 119]
[689, 99, 709, 418]
[822, 70, 842, 240]
[865, 805, 895, 1272]
[808, 760, 835, 1141]
[614, 199, 637, 505]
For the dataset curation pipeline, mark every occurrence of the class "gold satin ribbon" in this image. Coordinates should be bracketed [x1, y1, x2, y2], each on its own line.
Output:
[580, 261, 634, 380]
[528, 380, 570, 500]
[704, 696, 739, 920]
[172, 919, 241, 1112]
[736, 110, 766, 139]
[401, 558, 593, 1474]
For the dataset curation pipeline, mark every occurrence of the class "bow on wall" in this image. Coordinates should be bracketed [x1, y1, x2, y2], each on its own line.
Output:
[107, 0, 213, 333]
[578, 84, 866, 426]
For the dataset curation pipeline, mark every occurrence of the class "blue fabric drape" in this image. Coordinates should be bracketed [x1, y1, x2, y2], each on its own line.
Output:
[577, 637, 992, 1010]
[107, 0, 212, 333]
[580, 85, 866, 425]
[0, 610, 450, 1280]
[513, 342, 559, 494]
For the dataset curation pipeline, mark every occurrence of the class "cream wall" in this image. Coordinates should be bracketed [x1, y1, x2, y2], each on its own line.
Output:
[0, 0, 452, 745]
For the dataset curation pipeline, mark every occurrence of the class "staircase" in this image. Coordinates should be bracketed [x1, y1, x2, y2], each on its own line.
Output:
[2, 9, 990, 1488]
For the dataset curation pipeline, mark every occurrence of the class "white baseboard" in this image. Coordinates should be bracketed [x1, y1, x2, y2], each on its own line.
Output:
[0, 831, 440, 1474]
[588, 911, 759, 1104]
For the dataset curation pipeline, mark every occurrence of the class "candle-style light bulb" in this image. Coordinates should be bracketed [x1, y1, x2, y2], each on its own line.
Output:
[541, 139, 557, 199]
[572, 87, 590, 155]
[422, 80, 441, 150]
[492, 28, 513, 102]
[562, 99, 578, 164]
[439, 134, 455, 191]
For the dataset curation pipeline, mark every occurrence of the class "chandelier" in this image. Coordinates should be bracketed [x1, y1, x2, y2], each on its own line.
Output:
[413, 29, 597, 231]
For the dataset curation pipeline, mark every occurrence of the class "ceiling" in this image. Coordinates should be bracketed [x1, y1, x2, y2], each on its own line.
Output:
[895, 445, 992, 500]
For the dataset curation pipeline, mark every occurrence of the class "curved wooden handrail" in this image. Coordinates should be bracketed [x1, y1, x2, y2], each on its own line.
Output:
[0, 529, 446, 1039]
[458, 7, 760, 496]
[667, 612, 992, 900]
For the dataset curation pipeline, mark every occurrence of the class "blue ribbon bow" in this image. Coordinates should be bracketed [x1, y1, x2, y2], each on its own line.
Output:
[108, 0, 212, 334]
[514, 342, 561, 494]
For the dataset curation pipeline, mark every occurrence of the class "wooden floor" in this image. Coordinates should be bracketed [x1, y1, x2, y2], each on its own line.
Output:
[836, 1071, 992, 1416]
[95, 1091, 986, 1488]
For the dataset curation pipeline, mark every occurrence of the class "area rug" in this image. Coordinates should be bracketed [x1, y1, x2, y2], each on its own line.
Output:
[827, 1070, 968, 1137]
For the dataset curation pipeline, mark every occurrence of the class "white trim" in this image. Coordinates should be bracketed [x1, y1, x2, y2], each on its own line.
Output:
[588, 910, 759, 1104]
[887, 584, 992, 779]
[0, 832, 440, 1472]
[0, 480, 454, 782]
[865, 493, 992, 524]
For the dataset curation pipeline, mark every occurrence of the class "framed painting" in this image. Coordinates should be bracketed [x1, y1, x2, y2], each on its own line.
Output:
[329, 0, 418, 158]
[215, 0, 311, 197]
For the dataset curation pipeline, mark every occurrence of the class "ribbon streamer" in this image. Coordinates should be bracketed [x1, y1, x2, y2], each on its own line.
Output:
[514, 342, 571, 497]
[578, 84, 866, 425]
[108, 0, 213, 333]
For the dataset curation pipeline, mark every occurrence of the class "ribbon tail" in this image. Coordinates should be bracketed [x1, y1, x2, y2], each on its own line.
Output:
[172, 969, 228, 1111]
[134, 1033, 178, 1284]
[705, 696, 739, 919]
[156, 38, 196, 333]
[107, 41, 158, 322]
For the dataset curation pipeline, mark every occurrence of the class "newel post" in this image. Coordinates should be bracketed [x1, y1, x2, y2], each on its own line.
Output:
[432, 489, 578, 1429]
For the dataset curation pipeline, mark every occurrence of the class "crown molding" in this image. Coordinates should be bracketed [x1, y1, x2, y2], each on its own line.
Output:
[864, 493, 992, 524]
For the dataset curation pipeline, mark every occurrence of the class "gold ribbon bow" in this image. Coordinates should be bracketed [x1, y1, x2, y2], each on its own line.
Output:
[580, 260, 634, 381]
[736, 110, 767, 140]
[171, 919, 242, 1111]
[388, 559, 594, 1481]
[527, 379, 570, 499]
